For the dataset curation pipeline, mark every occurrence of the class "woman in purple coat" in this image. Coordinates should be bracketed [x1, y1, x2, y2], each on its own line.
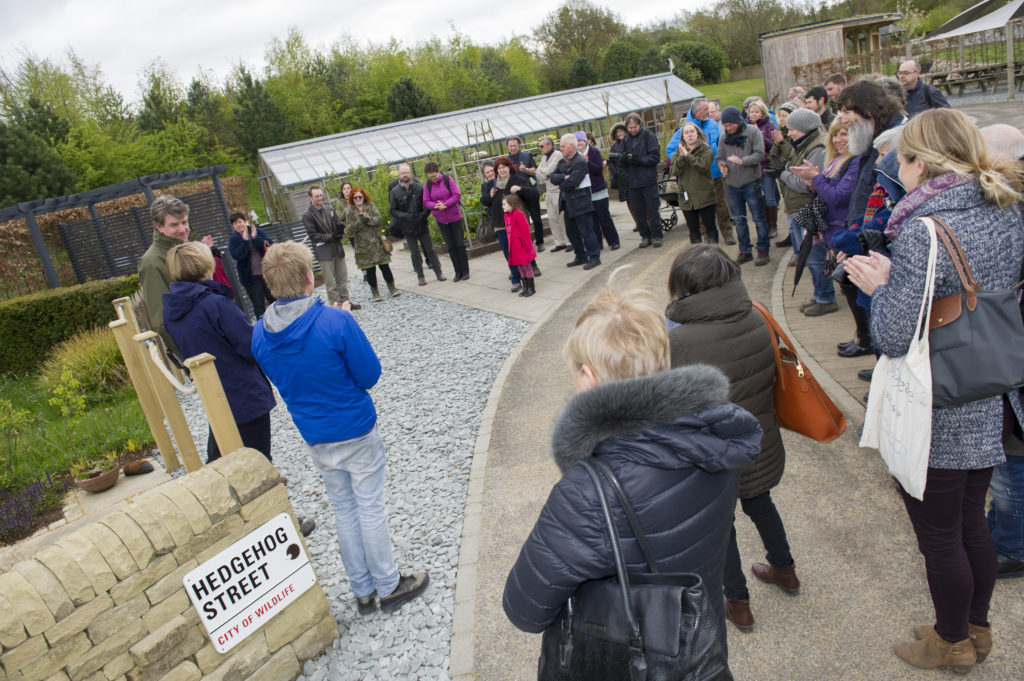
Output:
[423, 161, 469, 281]
[791, 118, 862, 250]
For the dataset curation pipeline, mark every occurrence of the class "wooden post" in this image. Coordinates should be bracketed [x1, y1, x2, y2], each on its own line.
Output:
[112, 297, 140, 334]
[183, 353, 243, 457]
[133, 331, 202, 472]
[1008, 23, 1016, 101]
[108, 319, 179, 472]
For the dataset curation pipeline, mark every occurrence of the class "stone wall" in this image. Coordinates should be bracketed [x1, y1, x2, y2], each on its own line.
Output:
[0, 449, 337, 681]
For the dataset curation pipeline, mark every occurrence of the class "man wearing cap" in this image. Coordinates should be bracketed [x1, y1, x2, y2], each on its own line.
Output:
[778, 107, 835, 316]
[506, 136, 545, 251]
[717, 106, 772, 265]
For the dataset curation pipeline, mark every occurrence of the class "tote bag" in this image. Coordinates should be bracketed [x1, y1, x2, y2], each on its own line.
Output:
[860, 217, 938, 500]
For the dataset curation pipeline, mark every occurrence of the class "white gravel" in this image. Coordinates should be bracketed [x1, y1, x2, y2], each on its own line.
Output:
[165, 282, 529, 681]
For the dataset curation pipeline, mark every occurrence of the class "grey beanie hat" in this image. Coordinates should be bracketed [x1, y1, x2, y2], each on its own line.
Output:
[778, 100, 799, 114]
[786, 108, 821, 134]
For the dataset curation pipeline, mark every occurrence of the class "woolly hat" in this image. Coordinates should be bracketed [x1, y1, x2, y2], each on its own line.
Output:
[778, 101, 799, 114]
[720, 106, 743, 126]
[574, 131, 587, 142]
[786, 108, 821, 134]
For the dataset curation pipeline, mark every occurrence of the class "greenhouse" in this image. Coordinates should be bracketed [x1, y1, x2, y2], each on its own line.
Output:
[257, 73, 703, 222]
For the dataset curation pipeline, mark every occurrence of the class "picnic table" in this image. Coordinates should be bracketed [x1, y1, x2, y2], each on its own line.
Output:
[928, 60, 1024, 96]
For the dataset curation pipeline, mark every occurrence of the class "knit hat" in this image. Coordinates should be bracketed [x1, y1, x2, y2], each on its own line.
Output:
[778, 100, 798, 114]
[720, 106, 743, 126]
[574, 131, 587, 142]
[786, 108, 821, 134]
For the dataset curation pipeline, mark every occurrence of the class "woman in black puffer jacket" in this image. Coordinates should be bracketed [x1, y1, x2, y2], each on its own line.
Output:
[503, 283, 762, 658]
[665, 244, 797, 633]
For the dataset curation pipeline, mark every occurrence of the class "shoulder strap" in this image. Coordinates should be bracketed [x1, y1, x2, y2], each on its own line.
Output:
[425, 178, 432, 193]
[590, 459, 659, 574]
[929, 215, 979, 311]
[751, 300, 800, 392]
[444, 173, 451, 193]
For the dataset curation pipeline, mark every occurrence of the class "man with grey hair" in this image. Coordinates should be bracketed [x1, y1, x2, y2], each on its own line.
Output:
[897, 59, 949, 117]
[549, 133, 600, 268]
[981, 124, 1024, 163]
[535, 136, 569, 251]
[139, 194, 192, 355]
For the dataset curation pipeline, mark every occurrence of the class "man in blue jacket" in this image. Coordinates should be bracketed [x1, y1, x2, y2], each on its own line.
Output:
[252, 241, 429, 616]
[666, 98, 735, 244]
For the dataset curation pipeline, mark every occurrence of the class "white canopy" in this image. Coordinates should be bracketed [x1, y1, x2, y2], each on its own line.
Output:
[924, 0, 1024, 42]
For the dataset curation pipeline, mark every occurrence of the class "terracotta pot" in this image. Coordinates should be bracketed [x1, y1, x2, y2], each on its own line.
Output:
[74, 466, 120, 493]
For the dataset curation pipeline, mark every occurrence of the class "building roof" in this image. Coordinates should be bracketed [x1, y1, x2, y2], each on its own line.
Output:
[258, 73, 702, 188]
[759, 13, 902, 42]
[924, 0, 1023, 42]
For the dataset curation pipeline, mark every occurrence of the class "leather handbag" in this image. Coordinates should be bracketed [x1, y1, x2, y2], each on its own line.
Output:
[926, 215, 1024, 408]
[539, 460, 732, 681]
[752, 301, 847, 443]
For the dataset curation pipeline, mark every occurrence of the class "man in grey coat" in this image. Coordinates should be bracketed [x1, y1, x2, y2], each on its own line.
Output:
[717, 106, 772, 265]
[301, 185, 360, 309]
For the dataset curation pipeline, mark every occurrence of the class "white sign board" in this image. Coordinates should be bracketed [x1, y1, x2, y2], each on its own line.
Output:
[183, 513, 317, 653]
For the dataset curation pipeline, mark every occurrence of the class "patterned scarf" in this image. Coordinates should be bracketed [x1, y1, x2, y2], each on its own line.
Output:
[885, 172, 975, 240]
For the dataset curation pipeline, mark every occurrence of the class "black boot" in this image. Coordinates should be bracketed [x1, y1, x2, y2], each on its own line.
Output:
[520, 277, 535, 297]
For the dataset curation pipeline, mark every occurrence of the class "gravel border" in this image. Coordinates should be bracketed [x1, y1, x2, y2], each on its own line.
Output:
[166, 282, 529, 681]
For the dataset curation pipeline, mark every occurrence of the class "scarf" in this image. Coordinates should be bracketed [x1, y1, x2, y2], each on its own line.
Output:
[885, 172, 975, 239]
[496, 177, 509, 190]
[723, 122, 747, 148]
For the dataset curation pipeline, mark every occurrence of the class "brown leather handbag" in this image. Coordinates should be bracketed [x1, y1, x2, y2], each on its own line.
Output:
[752, 300, 847, 443]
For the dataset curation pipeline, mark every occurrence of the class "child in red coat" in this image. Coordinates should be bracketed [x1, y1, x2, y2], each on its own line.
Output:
[503, 194, 537, 297]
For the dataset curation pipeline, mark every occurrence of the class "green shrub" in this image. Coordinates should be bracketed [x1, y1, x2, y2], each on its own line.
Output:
[38, 327, 128, 396]
[0, 274, 138, 376]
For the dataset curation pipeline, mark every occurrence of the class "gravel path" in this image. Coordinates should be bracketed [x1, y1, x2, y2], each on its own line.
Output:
[167, 282, 530, 681]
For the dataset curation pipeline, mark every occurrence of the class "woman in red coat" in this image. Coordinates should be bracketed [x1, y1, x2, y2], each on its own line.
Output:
[503, 193, 537, 297]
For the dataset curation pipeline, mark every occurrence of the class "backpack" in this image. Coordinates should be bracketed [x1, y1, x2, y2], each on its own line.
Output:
[425, 173, 451, 195]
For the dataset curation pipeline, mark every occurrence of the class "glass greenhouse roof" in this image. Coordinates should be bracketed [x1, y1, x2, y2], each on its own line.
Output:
[259, 73, 703, 188]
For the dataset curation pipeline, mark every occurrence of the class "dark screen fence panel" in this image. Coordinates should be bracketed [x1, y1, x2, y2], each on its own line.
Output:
[58, 208, 151, 283]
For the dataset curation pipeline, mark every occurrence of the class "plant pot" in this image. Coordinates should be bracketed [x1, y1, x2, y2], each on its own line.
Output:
[74, 466, 120, 493]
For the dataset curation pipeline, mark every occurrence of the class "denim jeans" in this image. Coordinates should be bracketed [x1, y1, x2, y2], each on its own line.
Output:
[760, 175, 779, 208]
[722, 491, 793, 601]
[405, 230, 442, 278]
[727, 181, 770, 255]
[988, 454, 1024, 559]
[788, 216, 835, 303]
[308, 425, 400, 599]
[565, 211, 601, 263]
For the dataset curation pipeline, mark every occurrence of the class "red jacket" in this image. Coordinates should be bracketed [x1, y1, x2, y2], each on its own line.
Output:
[504, 210, 536, 267]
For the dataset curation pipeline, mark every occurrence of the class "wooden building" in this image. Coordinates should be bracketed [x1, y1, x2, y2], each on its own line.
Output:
[759, 14, 902, 107]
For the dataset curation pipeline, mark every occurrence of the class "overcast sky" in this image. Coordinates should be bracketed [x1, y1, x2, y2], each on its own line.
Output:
[1, 0, 688, 106]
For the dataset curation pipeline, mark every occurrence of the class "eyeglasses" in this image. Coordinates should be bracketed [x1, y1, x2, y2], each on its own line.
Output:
[896, 70, 917, 76]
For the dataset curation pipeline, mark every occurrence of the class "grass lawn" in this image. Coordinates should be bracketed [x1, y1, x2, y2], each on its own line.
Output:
[699, 78, 768, 110]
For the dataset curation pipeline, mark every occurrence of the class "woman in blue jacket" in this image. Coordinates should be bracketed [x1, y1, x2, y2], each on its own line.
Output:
[227, 211, 274, 317]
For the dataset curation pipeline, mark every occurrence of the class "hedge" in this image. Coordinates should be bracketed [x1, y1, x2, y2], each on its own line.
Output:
[0, 275, 139, 376]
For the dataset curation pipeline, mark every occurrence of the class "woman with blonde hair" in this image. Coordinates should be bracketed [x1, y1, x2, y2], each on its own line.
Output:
[846, 108, 1024, 672]
[670, 122, 718, 244]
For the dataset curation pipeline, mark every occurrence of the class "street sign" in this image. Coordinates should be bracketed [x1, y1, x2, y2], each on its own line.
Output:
[183, 513, 317, 653]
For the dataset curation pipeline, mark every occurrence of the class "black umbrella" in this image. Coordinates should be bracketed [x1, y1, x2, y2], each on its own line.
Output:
[789, 196, 829, 295]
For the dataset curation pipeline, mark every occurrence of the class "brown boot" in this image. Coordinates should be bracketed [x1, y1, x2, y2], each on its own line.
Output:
[751, 562, 800, 594]
[913, 623, 991, 663]
[765, 205, 778, 238]
[724, 598, 754, 632]
[894, 628, 975, 672]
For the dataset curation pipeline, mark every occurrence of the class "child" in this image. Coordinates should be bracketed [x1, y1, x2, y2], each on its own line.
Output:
[251, 241, 429, 616]
[502, 193, 537, 297]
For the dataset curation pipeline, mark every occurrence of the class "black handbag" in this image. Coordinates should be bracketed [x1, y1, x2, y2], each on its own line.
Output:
[926, 215, 1024, 408]
[538, 459, 732, 681]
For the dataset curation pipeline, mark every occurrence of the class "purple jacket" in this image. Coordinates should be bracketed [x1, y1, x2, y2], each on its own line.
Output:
[812, 155, 861, 245]
[423, 174, 463, 225]
[754, 118, 776, 171]
[585, 145, 609, 193]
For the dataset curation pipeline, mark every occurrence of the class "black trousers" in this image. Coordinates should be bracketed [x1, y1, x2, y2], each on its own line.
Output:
[591, 197, 620, 248]
[627, 183, 663, 240]
[244, 276, 275, 318]
[364, 264, 394, 289]
[207, 412, 272, 463]
[840, 281, 872, 348]
[682, 205, 718, 244]
[438, 220, 469, 277]
[723, 490, 794, 601]
[524, 194, 545, 245]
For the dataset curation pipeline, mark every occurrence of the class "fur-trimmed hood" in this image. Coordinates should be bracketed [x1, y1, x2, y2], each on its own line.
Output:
[550, 365, 763, 473]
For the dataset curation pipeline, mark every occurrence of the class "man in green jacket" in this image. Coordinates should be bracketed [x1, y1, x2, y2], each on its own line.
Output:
[139, 195, 191, 357]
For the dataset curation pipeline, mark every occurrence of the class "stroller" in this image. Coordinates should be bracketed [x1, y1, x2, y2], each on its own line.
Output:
[657, 177, 679, 232]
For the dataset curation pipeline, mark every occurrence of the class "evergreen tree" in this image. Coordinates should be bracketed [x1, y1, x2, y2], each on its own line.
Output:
[137, 64, 182, 132]
[600, 40, 641, 82]
[636, 47, 666, 77]
[385, 77, 438, 122]
[566, 58, 599, 88]
[232, 67, 294, 159]
[0, 97, 77, 206]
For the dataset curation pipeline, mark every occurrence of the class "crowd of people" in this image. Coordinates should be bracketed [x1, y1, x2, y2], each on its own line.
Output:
[134, 63, 1024, 678]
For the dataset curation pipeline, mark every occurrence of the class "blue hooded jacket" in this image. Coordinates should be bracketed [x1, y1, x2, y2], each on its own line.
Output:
[252, 297, 380, 444]
[162, 280, 275, 425]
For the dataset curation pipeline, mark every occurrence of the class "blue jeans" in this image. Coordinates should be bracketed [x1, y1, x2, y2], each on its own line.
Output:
[494, 229, 521, 284]
[760, 175, 779, 208]
[788, 216, 835, 304]
[565, 211, 601, 263]
[307, 425, 400, 599]
[988, 454, 1024, 559]
[727, 181, 770, 255]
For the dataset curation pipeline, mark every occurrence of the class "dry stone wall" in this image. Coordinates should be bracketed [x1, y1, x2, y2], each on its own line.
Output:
[0, 449, 337, 681]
